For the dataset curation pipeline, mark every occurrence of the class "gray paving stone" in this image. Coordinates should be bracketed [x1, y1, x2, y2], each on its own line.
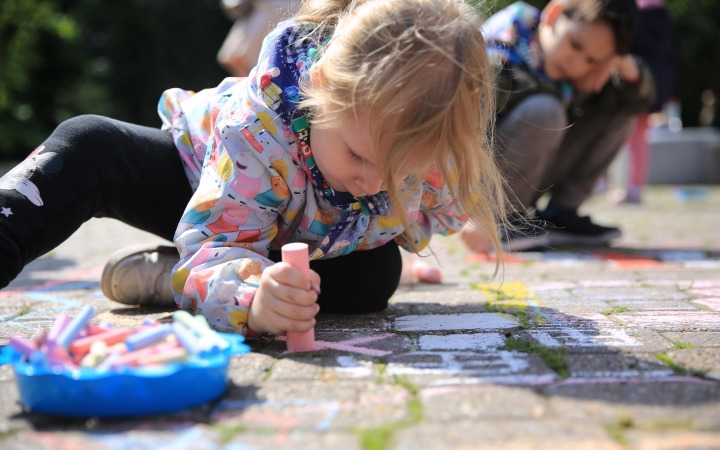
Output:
[660, 331, 720, 348]
[565, 353, 674, 378]
[528, 326, 673, 354]
[314, 313, 389, 333]
[420, 384, 549, 421]
[385, 350, 558, 385]
[665, 348, 720, 380]
[546, 381, 720, 428]
[393, 420, 622, 450]
[625, 431, 720, 450]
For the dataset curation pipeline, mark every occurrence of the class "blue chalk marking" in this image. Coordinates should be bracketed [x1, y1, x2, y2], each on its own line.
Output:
[1, 291, 80, 329]
[315, 401, 340, 431]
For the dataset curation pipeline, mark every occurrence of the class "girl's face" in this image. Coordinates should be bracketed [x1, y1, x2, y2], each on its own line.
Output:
[309, 114, 414, 198]
[538, 5, 616, 81]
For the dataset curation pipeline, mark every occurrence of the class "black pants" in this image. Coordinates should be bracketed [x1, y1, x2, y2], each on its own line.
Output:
[0, 115, 401, 313]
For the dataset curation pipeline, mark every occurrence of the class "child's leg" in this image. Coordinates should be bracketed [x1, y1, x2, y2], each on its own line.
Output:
[269, 241, 402, 314]
[0, 115, 193, 288]
[542, 111, 636, 210]
[627, 112, 650, 193]
[495, 94, 568, 209]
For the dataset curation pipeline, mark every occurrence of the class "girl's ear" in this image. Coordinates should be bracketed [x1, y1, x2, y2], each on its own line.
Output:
[540, 0, 564, 27]
[310, 62, 327, 88]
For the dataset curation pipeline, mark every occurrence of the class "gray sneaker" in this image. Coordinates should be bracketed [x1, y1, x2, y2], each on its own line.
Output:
[101, 244, 179, 307]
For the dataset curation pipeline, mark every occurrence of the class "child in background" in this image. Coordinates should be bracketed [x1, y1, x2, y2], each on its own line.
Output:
[0, 0, 507, 336]
[612, 0, 674, 204]
[460, 0, 655, 253]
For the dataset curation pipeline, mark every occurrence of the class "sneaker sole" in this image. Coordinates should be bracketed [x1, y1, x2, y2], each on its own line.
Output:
[101, 243, 177, 305]
[547, 229, 621, 247]
[501, 235, 552, 252]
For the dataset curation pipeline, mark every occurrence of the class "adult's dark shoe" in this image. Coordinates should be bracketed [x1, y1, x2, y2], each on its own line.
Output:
[101, 244, 179, 307]
[538, 206, 621, 247]
[500, 217, 551, 252]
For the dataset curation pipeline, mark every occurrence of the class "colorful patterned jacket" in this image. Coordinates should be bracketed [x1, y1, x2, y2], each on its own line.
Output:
[158, 20, 468, 334]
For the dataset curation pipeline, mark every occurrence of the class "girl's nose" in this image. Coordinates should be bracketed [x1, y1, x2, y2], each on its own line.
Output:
[359, 168, 384, 196]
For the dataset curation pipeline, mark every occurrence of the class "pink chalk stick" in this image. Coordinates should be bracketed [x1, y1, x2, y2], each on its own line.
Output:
[31, 329, 47, 346]
[85, 324, 110, 336]
[47, 313, 71, 342]
[282, 243, 316, 352]
[136, 347, 188, 366]
[115, 341, 179, 367]
[69, 328, 131, 357]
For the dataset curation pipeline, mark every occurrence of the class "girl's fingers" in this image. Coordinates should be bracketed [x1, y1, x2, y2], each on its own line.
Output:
[308, 269, 321, 295]
[269, 262, 313, 290]
[268, 279, 318, 306]
[267, 295, 320, 321]
[266, 310, 316, 334]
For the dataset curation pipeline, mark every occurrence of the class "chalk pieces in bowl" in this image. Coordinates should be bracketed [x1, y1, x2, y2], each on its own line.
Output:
[0, 306, 250, 418]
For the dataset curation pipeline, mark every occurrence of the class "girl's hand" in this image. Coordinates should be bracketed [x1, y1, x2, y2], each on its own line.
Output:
[460, 222, 492, 255]
[247, 263, 321, 335]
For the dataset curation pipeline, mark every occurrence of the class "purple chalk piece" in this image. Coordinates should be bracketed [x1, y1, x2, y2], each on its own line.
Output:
[47, 313, 71, 342]
[55, 305, 95, 349]
[125, 324, 170, 351]
[9, 337, 37, 356]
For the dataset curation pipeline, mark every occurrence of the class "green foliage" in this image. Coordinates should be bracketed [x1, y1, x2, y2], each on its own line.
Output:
[358, 376, 423, 450]
[665, 0, 720, 126]
[605, 415, 635, 447]
[672, 341, 695, 349]
[0, 0, 231, 161]
[601, 305, 630, 316]
[504, 337, 569, 377]
[656, 353, 707, 377]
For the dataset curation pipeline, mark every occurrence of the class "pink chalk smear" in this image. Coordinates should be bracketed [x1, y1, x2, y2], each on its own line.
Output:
[613, 311, 720, 327]
[277, 334, 393, 356]
[692, 298, 720, 311]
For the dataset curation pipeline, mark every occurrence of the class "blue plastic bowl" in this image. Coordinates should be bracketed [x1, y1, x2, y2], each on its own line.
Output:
[0, 333, 250, 418]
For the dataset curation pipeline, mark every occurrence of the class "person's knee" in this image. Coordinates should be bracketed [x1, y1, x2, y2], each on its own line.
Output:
[52, 115, 120, 149]
[506, 94, 568, 132]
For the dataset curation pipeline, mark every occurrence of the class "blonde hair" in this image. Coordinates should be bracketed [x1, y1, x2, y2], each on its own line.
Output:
[296, 0, 508, 273]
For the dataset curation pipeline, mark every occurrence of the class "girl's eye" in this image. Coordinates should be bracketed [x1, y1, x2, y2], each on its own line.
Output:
[348, 149, 363, 163]
[570, 40, 582, 51]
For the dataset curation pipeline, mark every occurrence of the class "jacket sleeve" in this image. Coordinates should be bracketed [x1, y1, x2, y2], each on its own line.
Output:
[170, 113, 290, 335]
[394, 165, 469, 252]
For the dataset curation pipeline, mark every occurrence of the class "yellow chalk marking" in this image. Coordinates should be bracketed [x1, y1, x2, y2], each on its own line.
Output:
[471, 281, 540, 311]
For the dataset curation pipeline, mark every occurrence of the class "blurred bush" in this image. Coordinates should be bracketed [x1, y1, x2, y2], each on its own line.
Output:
[0, 0, 717, 161]
[0, 0, 230, 161]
